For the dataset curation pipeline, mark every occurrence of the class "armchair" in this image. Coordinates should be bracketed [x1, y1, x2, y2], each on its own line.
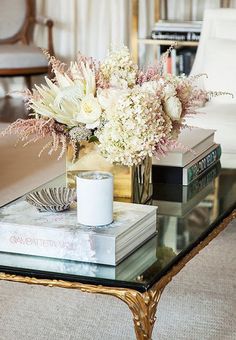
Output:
[0, 0, 54, 90]
[186, 9, 236, 167]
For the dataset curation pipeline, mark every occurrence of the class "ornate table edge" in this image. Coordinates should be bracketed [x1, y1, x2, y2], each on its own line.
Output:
[0, 209, 235, 340]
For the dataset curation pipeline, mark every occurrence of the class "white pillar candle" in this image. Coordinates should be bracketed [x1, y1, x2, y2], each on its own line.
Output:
[76, 171, 113, 226]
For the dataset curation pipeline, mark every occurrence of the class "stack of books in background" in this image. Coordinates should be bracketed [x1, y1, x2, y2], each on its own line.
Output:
[152, 127, 221, 217]
[151, 20, 202, 75]
[151, 20, 202, 42]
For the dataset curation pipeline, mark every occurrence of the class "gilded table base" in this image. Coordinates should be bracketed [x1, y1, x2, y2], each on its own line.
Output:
[0, 210, 235, 340]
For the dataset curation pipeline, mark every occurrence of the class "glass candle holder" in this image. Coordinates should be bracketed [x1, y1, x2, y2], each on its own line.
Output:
[76, 171, 113, 226]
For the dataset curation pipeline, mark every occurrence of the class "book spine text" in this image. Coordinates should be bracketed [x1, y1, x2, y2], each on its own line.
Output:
[187, 145, 221, 184]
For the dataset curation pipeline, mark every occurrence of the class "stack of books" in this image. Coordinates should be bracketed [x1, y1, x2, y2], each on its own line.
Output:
[152, 127, 221, 186]
[0, 201, 157, 266]
[152, 162, 221, 217]
[0, 235, 158, 281]
[151, 20, 202, 42]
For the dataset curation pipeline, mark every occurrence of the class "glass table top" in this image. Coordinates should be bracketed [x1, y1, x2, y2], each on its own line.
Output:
[0, 163, 235, 292]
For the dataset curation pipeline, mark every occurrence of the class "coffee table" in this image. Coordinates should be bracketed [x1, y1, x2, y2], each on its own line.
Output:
[0, 166, 235, 340]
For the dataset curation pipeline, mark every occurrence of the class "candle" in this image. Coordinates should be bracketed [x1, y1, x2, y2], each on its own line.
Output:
[76, 171, 113, 226]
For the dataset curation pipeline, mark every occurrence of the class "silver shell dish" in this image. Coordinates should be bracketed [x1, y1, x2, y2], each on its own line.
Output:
[26, 187, 76, 212]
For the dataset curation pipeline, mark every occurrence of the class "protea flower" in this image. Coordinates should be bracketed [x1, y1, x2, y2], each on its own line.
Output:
[28, 62, 102, 129]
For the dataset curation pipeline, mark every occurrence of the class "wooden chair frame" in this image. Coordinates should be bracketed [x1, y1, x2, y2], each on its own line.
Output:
[0, 0, 54, 83]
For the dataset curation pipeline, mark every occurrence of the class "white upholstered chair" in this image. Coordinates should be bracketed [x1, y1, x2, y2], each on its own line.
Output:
[185, 9, 236, 167]
[0, 0, 54, 90]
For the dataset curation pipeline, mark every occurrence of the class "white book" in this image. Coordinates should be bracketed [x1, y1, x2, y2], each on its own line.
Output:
[153, 20, 202, 32]
[152, 127, 215, 167]
[0, 201, 157, 266]
[0, 235, 158, 281]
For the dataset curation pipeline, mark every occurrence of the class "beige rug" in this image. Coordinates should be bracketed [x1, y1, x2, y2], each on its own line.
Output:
[0, 123, 65, 207]
[0, 220, 235, 340]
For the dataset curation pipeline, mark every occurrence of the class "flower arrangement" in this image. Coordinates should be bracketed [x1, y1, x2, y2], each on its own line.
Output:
[3, 46, 208, 167]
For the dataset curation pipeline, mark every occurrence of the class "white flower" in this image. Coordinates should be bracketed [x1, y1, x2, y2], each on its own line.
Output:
[97, 88, 127, 120]
[100, 46, 138, 89]
[97, 88, 121, 110]
[164, 96, 182, 121]
[29, 62, 97, 128]
[163, 83, 176, 99]
[141, 81, 160, 95]
[141, 80, 176, 99]
[76, 94, 102, 129]
[96, 88, 172, 166]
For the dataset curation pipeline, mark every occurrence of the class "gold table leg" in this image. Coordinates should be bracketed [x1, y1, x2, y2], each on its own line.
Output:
[119, 286, 164, 339]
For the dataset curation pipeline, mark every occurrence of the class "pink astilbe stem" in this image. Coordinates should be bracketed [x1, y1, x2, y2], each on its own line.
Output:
[1, 118, 69, 159]
[42, 49, 67, 74]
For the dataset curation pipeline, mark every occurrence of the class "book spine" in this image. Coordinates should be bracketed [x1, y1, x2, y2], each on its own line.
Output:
[186, 161, 221, 200]
[151, 31, 200, 41]
[152, 145, 221, 185]
[185, 145, 222, 185]
[166, 56, 172, 74]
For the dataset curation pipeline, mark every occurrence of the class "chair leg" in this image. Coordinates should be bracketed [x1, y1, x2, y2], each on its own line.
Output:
[25, 76, 32, 90]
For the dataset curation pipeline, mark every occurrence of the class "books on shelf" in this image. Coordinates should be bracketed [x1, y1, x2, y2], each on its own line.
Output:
[0, 201, 157, 266]
[161, 46, 197, 76]
[152, 162, 220, 217]
[178, 47, 197, 75]
[151, 31, 200, 42]
[153, 127, 215, 167]
[152, 144, 221, 185]
[152, 20, 202, 31]
[151, 20, 202, 41]
[151, 20, 201, 75]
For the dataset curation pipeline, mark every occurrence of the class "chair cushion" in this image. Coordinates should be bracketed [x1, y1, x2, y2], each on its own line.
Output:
[203, 38, 236, 104]
[0, 44, 48, 69]
[0, 0, 26, 40]
[185, 102, 236, 154]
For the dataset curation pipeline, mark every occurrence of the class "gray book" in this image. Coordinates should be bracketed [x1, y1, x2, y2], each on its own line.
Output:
[0, 201, 157, 266]
[152, 127, 215, 167]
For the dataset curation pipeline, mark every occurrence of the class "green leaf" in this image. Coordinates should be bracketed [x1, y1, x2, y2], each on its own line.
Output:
[88, 135, 99, 143]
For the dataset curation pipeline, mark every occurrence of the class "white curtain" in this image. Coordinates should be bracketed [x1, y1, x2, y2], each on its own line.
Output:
[35, 0, 130, 62]
[166, 0, 222, 20]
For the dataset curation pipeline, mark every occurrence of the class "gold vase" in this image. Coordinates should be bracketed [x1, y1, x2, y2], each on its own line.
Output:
[66, 142, 152, 203]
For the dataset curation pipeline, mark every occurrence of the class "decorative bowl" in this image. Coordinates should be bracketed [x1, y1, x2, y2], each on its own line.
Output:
[25, 187, 76, 212]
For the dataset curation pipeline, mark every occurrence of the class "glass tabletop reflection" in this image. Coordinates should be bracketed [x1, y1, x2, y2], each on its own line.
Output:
[0, 164, 235, 292]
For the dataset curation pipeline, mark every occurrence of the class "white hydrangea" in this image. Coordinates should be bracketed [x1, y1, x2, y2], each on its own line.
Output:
[100, 46, 138, 89]
[141, 79, 182, 121]
[96, 87, 172, 166]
